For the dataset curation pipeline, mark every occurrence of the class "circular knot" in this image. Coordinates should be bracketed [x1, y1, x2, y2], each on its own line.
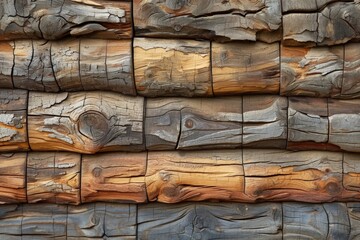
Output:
[78, 111, 109, 141]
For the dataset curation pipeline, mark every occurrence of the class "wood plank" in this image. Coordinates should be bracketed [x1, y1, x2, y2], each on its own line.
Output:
[81, 152, 147, 203]
[283, 13, 318, 46]
[0, 89, 29, 151]
[0, 0, 131, 40]
[67, 203, 136, 239]
[282, 0, 345, 13]
[280, 45, 344, 97]
[138, 202, 282, 240]
[212, 42, 280, 95]
[287, 97, 331, 150]
[28, 91, 144, 153]
[0, 205, 22, 237]
[328, 99, 360, 152]
[243, 149, 344, 202]
[145, 97, 242, 150]
[348, 203, 360, 239]
[27, 152, 81, 205]
[342, 43, 360, 98]
[0, 153, 26, 204]
[134, 38, 212, 97]
[344, 153, 360, 199]
[0, 41, 14, 88]
[146, 150, 245, 203]
[283, 203, 351, 239]
[134, 0, 282, 42]
[243, 96, 287, 148]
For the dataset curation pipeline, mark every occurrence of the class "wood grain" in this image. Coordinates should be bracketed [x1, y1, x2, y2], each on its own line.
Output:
[344, 153, 360, 198]
[138, 202, 282, 240]
[134, 38, 212, 97]
[145, 97, 242, 150]
[0, 0, 132, 40]
[28, 91, 144, 153]
[81, 152, 147, 203]
[342, 43, 360, 98]
[243, 149, 344, 202]
[146, 150, 245, 203]
[348, 203, 360, 239]
[243, 95, 287, 148]
[134, 0, 282, 42]
[212, 42, 280, 95]
[27, 152, 80, 205]
[281, 45, 344, 97]
[0, 41, 14, 88]
[0, 89, 28, 151]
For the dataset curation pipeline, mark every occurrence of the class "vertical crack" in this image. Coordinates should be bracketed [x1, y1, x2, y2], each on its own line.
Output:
[175, 110, 182, 149]
[79, 153, 83, 204]
[10, 41, 15, 88]
[105, 40, 109, 89]
[49, 41, 61, 92]
[209, 41, 214, 96]
[323, 204, 330, 240]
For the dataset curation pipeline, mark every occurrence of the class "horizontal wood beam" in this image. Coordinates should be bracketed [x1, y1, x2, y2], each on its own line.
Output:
[0, 202, 359, 239]
[1, 149, 360, 204]
[1, 39, 359, 98]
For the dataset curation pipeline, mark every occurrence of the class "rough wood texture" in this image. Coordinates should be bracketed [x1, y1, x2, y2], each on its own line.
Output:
[28, 91, 144, 153]
[27, 152, 80, 205]
[134, 0, 282, 42]
[282, 0, 341, 12]
[243, 149, 344, 202]
[287, 97, 331, 150]
[146, 150, 245, 203]
[283, 1, 360, 46]
[348, 203, 360, 239]
[283, 203, 351, 239]
[281, 45, 344, 98]
[0, 42, 14, 88]
[134, 38, 212, 97]
[0, 153, 26, 204]
[328, 99, 360, 152]
[212, 42, 280, 95]
[344, 153, 360, 199]
[81, 152, 147, 203]
[0, 0, 132, 40]
[243, 95, 287, 148]
[342, 43, 360, 98]
[0, 89, 28, 151]
[145, 97, 242, 150]
[138, 202, 282, 240]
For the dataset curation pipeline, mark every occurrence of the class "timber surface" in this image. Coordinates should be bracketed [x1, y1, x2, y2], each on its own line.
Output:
[0, 202, 359, 239]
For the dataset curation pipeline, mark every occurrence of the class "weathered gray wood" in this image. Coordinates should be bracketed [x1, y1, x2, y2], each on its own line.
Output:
[243, 96, 287, 148]
[27, 152, 80, 205]
[138, 202, 282, 240]
[243, 149, 344, 202]
[342, 43, 360, 98]
[0, 0, 132, 40]
[0, 42, 14, 88]
[212, 42, 280, 95]
[134, 38, 212, 97]
[81, 152, 147, 203]
[281, 0, 347, 13]
[134, 0, 282, 42]
[28, 91, 144, 153]
[328, 99, 360, 152]
[281, 45, 344, 97]
[344, 153, 360, 199]
[348, 202, 360, 239]
[283, 203, 351, 239]
[287, 97, 330, 150]
[146, 150, 245, 203]
[0, 89, 29, 151]
[145, 97, 242, 150]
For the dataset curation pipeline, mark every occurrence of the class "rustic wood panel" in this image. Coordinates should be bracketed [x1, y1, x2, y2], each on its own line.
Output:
[283, 1, 360, 46]
[0, 41, 14, 88]
[328, 99, 360, 152]
[212, 42, 280, 95]
[243, 96, 287, 148]
[146, 150, 245, 203]
[0, 205, 22, 238]
[27, 152, 80, 205]
[145, 97, 242, 150]
[342, 43, 360, 98]
[287, 97, 331, 150]
[283, 203, 351, 239]
[134, 38, 212, 97]
[28, 91, 144, 153]
[0, 0, 132, 40]
[344, 153, 360, 199]
[348, 203, 360, 239]
[134, 0, 282, 42]
[0, 153, 26, 204]
[281, 45, 344, 97]
[138, 202, 282, 240]
[243, 149, 344, 202]
[0, 89, 29, 151]
[81, 152, 147, 203]
[67, 203, 136, 239]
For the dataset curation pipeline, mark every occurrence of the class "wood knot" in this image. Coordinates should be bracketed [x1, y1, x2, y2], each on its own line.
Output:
[92, 167, 102, 177]
[78, 111, 109, 141]
[166, 0, 186, 10]
[326, 182, 341, 195]
[174, 24, 183, 32]
[185, 119, 194, 128]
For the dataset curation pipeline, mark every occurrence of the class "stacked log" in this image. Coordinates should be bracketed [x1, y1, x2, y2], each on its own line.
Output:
[0, 0, 359, 238]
